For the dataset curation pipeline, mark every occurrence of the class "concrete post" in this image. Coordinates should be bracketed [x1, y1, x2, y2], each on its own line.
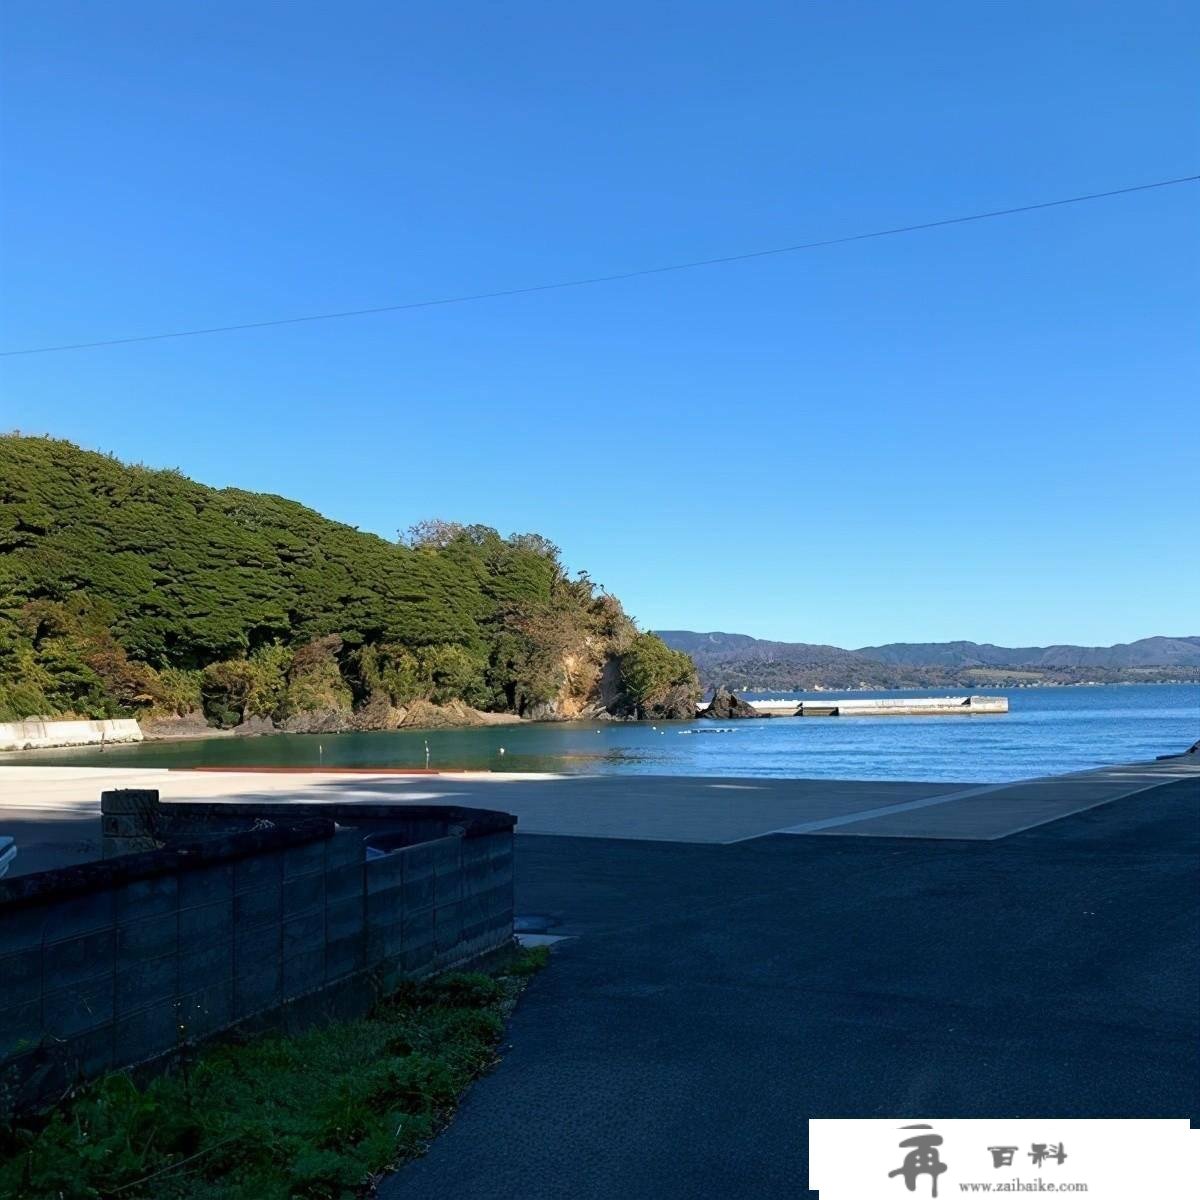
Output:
[100, 789, 162, 857]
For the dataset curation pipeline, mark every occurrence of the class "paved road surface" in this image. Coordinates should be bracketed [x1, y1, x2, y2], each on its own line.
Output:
[381, 777, 1198, 1199]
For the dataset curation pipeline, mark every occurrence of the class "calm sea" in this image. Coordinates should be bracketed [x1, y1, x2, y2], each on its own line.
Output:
[11, 684, 1198, 783]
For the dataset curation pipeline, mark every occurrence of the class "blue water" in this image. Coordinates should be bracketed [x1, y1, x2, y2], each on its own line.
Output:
[11, 684, 1198, 783]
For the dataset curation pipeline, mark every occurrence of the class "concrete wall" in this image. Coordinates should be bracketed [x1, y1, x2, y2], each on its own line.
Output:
[0, 791, 515, 1111]
[709, 696, 1011, 716]
[0, 718, 143, 752]
[698, 696, 1009, 717]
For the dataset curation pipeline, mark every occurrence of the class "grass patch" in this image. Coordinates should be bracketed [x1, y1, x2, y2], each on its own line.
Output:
[0, 947, 548, 1200]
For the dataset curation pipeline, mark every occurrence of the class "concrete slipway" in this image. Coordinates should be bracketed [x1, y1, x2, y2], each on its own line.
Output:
[1, 754, 1195, 872]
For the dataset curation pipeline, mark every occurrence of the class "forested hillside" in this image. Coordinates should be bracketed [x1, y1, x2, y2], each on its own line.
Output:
[0, 436, 697, 728]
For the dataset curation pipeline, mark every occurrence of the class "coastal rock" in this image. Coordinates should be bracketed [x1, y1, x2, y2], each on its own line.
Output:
[638, 683, 700, 721]
[140, 710, 232, 740]
[350, 693, 403, 732]
[279, 707, 353, 735]
[702, 687, 765, 719]
[541, 645, 633, 721]
[592, 656, 625, 713]
[397, 700, 522, 729]
[233, 715, 277, 737]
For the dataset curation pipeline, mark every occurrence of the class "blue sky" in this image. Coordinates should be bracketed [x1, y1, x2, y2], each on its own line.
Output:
[2, 2, 1196, 648]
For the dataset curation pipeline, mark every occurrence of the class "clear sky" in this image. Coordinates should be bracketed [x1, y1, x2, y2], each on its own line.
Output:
[2, 2, 1196, 648]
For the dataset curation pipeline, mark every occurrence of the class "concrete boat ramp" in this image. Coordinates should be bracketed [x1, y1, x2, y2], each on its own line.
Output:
[0, 753, 1195, 873]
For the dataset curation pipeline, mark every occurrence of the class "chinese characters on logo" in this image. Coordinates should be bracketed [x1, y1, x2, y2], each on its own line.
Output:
[1028, 1143, 1067, 1167]
[988, 1142, 1067, 1169]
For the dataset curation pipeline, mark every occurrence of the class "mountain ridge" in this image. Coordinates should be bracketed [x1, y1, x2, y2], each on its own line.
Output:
[855, 635, 1200, 670]
[655, 630, 1200, 690]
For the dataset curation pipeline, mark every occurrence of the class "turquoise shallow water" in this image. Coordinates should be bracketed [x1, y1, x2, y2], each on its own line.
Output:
[8, 684, 1197, 783]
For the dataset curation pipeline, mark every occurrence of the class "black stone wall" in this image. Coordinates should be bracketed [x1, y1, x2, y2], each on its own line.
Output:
[0, 792, 515, 1111]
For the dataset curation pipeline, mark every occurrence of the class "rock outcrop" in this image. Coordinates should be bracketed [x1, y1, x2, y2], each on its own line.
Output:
[234, 715, 277, 737]
[543, 641, 631, 719]
[638, 683, 700, 721]
[396, 700, 521, 729]
[278, 707, 352, 735]
[701, 687, 765, 719]
[350, 697, 523, 731]
[141, 710, 228, 739]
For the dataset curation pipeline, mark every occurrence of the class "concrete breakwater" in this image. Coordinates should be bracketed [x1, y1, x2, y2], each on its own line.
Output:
[0, 718, 144, 752]
[700, 696, 1009, 717]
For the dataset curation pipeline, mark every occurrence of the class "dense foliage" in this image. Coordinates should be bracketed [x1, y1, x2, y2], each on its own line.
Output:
[0, 436, 685, 725]
[619, 633, 700, 715]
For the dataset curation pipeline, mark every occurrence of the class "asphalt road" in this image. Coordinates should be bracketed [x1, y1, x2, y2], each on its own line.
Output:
[382, 777, 1199, 1200]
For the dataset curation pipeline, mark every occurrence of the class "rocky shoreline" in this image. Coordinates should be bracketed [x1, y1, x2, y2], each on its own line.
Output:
[1, 686, 805, 755]
[141, 684, 764, 742]
[139, 701, 526, 741]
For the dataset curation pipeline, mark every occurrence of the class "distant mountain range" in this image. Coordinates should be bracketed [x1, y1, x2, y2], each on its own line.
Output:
[655, 631, 1200, 691]
[857, 636, 1200, 670]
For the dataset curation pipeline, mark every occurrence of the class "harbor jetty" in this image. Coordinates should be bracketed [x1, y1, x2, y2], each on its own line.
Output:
[698, 695, 1008, 717]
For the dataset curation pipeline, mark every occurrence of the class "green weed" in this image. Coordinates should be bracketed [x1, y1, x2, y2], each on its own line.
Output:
[0, 946, 549, 1200]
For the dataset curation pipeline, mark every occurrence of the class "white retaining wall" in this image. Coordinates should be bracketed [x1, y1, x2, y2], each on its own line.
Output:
[0, 718, 144, 751]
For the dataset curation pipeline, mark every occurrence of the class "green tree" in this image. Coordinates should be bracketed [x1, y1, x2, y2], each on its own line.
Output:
[619, 633, 699, 712]
[283, 635, 353, 719]
[419, 643, 487, 705]
[0, 435, 693, 727]
[354, 643, 427, 706]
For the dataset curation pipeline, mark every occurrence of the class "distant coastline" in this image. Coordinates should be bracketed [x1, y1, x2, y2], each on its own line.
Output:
[657, 630, 1200, 693]
[734, 677, 1200, 693]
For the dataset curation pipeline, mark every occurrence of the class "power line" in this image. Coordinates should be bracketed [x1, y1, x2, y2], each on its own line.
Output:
[3, 173, 1197, 358]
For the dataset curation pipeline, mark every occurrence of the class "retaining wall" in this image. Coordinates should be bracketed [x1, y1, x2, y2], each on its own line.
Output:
[0, 718, 143, 751]
[0, 791, 516, 1111]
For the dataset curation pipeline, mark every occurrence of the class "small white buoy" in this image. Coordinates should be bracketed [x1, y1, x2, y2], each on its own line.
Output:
[499, 747, 506, 755]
